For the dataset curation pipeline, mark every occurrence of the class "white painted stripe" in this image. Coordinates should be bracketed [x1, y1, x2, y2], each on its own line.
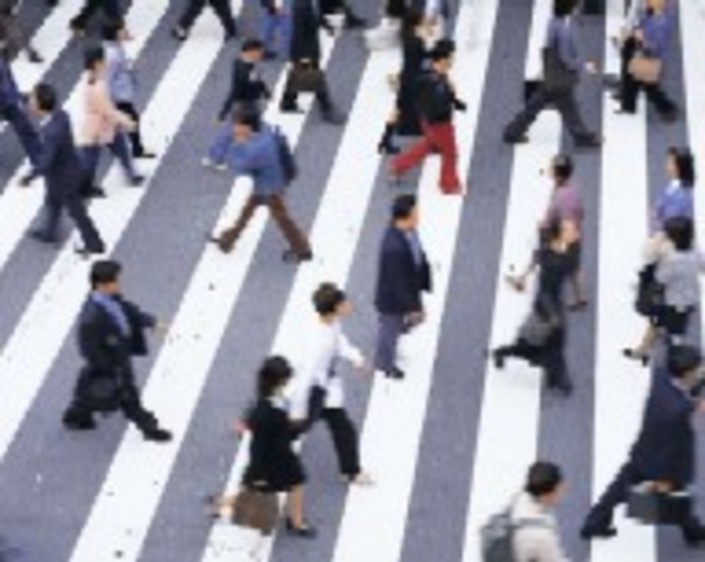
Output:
[460, 0, 562, 559]
[329, 2, 498, 562]
[0, 12, 226, 466]
[66, 32, 340, 561]
[525, 0, 552, 80]
[198, 41, 401, 562]
[589, 1, 655, 560]
[0, 0, 168, 277]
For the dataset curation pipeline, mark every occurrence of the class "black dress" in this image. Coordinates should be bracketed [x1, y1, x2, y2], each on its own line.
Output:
[243, 398, 306, 492]
[396, 32, 427, 136]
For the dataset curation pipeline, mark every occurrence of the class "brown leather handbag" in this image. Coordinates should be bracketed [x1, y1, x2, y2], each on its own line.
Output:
[628, 56, 663, 84]
[232, 487, 280, 535]
[285, 61, 325, 93]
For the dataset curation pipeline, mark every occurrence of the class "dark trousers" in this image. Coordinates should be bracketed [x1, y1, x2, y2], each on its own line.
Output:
[0, 102, 41, 166]
[620, 37, 676, 116]
[81, 134, 138, 188]
[71, 0, 122, 29]
[281, 61, 334, 114]
[495, 332, 571, 390]
[392, 120, 461, 193]
[63, 367, 160, 433]
[320, 408, 361, 477]
[42, 191, 104, 251]
[374, 313, 406, 373]
[115, 101, 146, 156]
[216, 193, 310, 256]
[178, 0, 237, 37]
[503, 85, 594, 143]
[583, 461, 703, 540]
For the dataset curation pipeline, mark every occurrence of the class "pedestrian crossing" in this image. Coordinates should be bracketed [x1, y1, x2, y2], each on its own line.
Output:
[0, 1, 704, 561]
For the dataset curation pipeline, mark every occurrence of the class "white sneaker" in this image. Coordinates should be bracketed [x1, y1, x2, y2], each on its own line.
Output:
[201, 157, 226, 172]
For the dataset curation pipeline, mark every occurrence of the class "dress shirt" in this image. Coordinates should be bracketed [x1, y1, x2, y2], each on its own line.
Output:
[653, 179, 693, 230]
[91, 292, 130, 336]
[287, 316, 363, 419]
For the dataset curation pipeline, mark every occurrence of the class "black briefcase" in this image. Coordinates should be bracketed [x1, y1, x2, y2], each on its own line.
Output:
[627, 484, 693, 525]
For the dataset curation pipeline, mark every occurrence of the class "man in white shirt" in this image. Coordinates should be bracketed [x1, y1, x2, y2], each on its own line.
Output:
[512, 461, 571, 562]
[288, 282, 373, 485]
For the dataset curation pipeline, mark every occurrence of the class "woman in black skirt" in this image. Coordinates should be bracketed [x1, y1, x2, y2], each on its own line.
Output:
[210, 356, 316, 538]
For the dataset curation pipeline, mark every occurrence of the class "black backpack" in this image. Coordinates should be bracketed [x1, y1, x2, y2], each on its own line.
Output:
[273, 127, 297, 185]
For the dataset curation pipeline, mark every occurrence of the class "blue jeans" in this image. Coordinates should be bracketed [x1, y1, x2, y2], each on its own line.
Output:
[261, 11, 291, 57]
[82, 132, 138, 185]
[206, 123, 233, 166]
[1, 102, 41, 167]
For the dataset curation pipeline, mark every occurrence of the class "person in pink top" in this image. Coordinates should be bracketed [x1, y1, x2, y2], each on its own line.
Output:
[79, 45, 143, 198]
[507, 154, 587, 311]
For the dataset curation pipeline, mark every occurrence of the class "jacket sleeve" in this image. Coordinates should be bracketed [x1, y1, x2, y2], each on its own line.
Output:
[78, 310, 114, 372]
[32, 123, 60, 177]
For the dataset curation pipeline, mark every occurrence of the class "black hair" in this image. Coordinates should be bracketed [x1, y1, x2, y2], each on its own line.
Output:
[525, 461, 563, 497]
[668, 345, 702, 379]
[84, 45, 105, 72]
[401, 7, 424, 38]
[553, 0, 578, 18]
[551, 154, 573, 185]
[90, 260, 122, 288]
[233, 108, 262, 132]
[102, 21, 124, 41]
[312, 282, 347, 316]
[33, 83, 58, 112]
[663, 216, 694, 252]
[668, 147, 696, 188]
[430, 44, 453, 63]
[256, 356, 293, 399]
[391, 194, 417, 221]
[241, 37, 265, 52]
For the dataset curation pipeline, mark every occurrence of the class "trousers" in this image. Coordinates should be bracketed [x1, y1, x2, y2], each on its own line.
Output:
[71, 0, 122, 28]
[620, 37, 676, 116]
[115, 101, 146, 156]
[320, 408, 361, 477]
[216, 193, 310, 256]
[178, 0, 237, 37]
[41, 191, 104, 252]
[392, 120, 460, 193]
[0, 102, 41, 166]
[81, 133, 138, 187]
[374, 313, 406, 373]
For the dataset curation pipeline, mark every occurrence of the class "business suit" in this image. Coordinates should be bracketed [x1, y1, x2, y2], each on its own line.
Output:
[175, 0, 237, 39]
[582, 369, 705, 542]
[63, 295, 164, 434]
[0, 56, 40, 165]
[32, 110, 104, 252]
[70, 0, 123, 33]
[504, 16, 597, 146]
[374, 226, 431, 375]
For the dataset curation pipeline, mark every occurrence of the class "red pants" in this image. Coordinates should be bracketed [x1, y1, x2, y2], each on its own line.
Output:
[391, 120, 461, 193]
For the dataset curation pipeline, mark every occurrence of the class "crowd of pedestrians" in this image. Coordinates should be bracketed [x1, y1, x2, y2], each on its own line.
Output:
[1, 0, 705, 559]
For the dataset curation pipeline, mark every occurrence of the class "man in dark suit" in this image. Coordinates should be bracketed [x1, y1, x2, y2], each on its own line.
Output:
[374, 194, 432, 379]
[581, 345, 705, 546]
[25, 83, 105, 255]
[63, 260, 172, 442]
[69, 0, 123, 36]
[171, 0, 238, 41]
[0, 49, 41, 164]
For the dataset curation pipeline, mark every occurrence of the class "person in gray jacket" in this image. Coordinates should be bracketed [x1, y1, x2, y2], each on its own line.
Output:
[503, 0, 600, 148]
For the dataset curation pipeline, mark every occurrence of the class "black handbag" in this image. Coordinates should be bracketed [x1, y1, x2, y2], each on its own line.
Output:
[81, 367, 123, 412]
[627, 484, 693, 525]
[635, 264, 665, 317]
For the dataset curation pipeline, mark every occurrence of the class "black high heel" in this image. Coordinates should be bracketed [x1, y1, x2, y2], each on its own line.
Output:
[623, 348, 649, 367]
[377, 123, 399, 155]
[285, 518, 317, 538]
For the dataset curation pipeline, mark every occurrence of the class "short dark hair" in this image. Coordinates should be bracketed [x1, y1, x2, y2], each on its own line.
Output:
[430, 44, 453, 62]
[312, 282, 347, 316]
[668, 146, 696, 188]
[241, 38, 264, 52]
[90, 260, 121, 288]
[668, 345, 701, 378]
[84, 45, 105, 71]
[101, 21, 125, 41]
[551, 154, 573, 184]
[525, 461, 563, 497]
[233, 108, 262, 131]
[256, 355, 293, 399]
[663, 216, 694, 251]
[554, 0, 578, 17]
[33, 83, 58, 112]
[391, 194, 417, 221]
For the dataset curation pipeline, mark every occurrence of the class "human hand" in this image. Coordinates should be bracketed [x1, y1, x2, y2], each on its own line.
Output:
[154, 320, 169, 336]
[584, 61, 598, 75]
[652, 480, 674, 494]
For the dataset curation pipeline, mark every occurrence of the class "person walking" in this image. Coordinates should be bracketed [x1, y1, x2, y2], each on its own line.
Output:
[208, 110, 312, 263]
[503, 0, 601, 148]
[279, 0, 345, 124]
[652, 146, 695, 232]
[374, 194, 432, 379]
[103, 21, 155, 160]
[172, 0, 238, 42]
[389, 42, 465, 194]
[511, 461, 571, 561]
[581, 345, 705, 547]
[0, 46, 41, 167]
[70, 0, 124, 37]
[260, 0, 293, 60]
[203, 38, 270, 170]
[209, 356, 317, 538]
[617, 0, 678, 121]
[288, 283, 374, 485]
[24, 83, 105, 256]
[80, 46, 144, 198]
[62, 260, 172, 442]
[0, 0, 43, 63]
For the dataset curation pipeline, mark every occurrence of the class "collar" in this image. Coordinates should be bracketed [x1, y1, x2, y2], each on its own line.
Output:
[666, 179, 682, 193]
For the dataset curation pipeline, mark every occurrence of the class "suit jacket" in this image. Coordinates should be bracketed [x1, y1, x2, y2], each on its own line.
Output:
[0, 54, 20, 109]
[375, 226, 432, 315]
[78, 294, 156, 378]
[629, 369, 696, 487]
[33, 110, 85, 198]
[80, 77, 132, 145]
[289, 0, 325, 62]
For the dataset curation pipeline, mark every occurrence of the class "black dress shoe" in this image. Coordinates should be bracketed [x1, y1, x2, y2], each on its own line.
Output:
[282, 249, 313, 264]
[171, 27, 188, 41]
[280, 102, 303, 114]
[63, 417, 97, 431]
[28, 230, 58, 244]
[285, 518, 317, 538]
[384, 366, 405, 379]
[134, 151, 157, 159]
[623, 348, 649, 366]
[503, 134, 529, 145]
[580, 525, 617, 540]
[75, 245, 105, 258]
[142, 427, 172, 443]
[83, 186, 106, 199]
[491, 349, 505, 370]
[575, 134, 603, 148]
